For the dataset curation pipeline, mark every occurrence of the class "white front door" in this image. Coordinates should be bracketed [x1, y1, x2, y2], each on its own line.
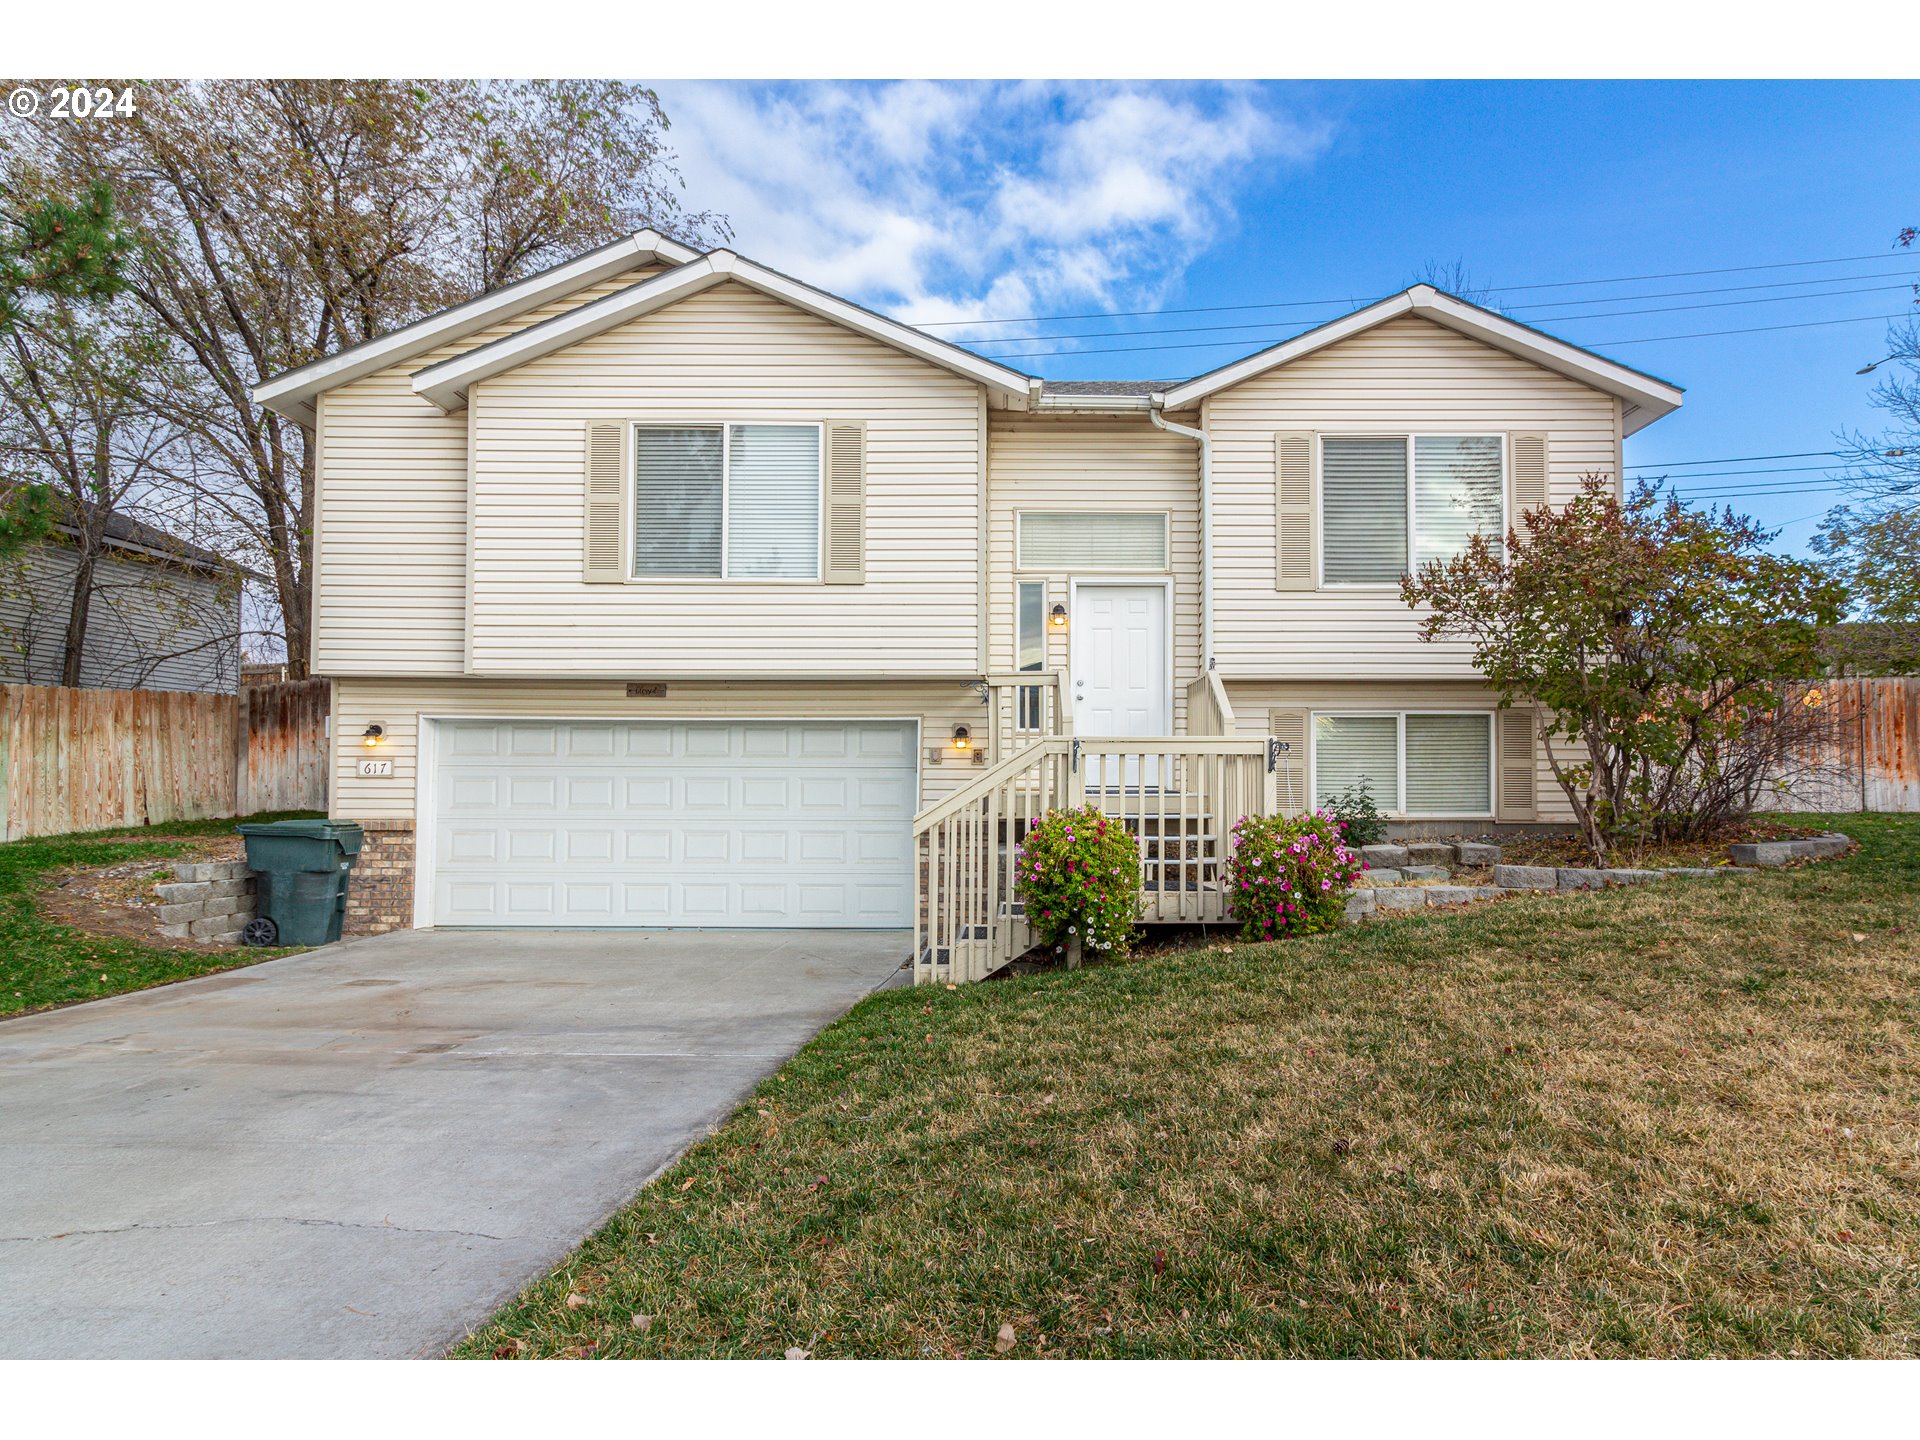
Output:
[1073, 583, 1171, 787]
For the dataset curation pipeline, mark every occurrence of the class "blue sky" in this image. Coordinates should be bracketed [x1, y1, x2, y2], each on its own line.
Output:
[655, 80, 1920, 554]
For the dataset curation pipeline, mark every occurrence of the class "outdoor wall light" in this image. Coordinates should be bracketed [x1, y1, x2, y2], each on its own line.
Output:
[362, 723, 385, 748]
[1050, 602, 1068, 629]
[952, 725, 971, 751]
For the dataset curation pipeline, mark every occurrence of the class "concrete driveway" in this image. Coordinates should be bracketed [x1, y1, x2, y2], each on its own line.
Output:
[0, 927, 907, 1358]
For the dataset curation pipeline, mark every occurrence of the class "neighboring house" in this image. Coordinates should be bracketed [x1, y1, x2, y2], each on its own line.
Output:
[255, 230, 1682, 967]
[0, 509, 243, 695]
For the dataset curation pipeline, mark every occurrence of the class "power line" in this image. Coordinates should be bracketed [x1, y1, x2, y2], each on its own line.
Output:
[974, 308, 1914, 361]
[955, 277, 1920, 350]
[1626, 449, 1847, 469]
[910, 248, 1911, 329]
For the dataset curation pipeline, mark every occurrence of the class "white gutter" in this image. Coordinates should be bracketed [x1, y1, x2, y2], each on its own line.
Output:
[1148, 402, 1213, 670]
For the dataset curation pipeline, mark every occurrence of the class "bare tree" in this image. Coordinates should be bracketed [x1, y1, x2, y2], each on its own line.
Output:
[0, 293, 234, 688]
[10, 79, 728, 677]
[1415, 258, 1499, 310]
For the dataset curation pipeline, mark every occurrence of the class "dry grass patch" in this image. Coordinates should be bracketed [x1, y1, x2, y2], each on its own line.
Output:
[456, 814, 1920, 1359]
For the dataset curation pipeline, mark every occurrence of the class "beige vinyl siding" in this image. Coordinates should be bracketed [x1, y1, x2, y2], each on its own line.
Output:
[987, 413, 1200, 730]
[313, 268, 664, 677]
[1206, 315, 1622, 678]
[329, 676, 986, 820]
[1223, 678, 1577, 824]
[463, 282, 983, 676]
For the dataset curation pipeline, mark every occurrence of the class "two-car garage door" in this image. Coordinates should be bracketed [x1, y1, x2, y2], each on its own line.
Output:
[429, 720, 917, 928]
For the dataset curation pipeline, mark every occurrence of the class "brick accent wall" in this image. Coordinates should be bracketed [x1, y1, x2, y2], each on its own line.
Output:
[343, 819, 415, 936]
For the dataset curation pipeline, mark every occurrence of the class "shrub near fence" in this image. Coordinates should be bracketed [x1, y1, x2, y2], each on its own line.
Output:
[0, 678, 329, 840]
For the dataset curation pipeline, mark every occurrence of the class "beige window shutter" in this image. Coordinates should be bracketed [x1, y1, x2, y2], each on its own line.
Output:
[1274, 432, 1316, 590]
[824, 421, 866, 584]
[582, 422, 627, 583]
[1270, 707, 1309, 815]
[1508, 432, 1549, 529]
[1496, 705, 1538, 821]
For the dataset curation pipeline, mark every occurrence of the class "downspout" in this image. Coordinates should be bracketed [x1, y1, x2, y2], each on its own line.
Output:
[1148, 402, 1213, 671]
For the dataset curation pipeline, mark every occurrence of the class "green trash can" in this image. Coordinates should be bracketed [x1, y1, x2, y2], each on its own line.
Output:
[235, 819, 365, 947]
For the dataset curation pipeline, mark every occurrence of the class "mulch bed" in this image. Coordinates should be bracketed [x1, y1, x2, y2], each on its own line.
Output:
[1495, 817, 1824, 870]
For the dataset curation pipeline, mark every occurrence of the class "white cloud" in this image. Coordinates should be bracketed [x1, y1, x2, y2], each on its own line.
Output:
[653, 81, 1331, 351]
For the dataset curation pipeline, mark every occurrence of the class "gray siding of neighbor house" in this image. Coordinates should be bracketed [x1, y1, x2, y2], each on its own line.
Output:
[0, 542, 241, 694]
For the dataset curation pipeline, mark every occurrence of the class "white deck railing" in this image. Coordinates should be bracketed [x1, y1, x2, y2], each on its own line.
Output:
[911, 731, 1276, 985]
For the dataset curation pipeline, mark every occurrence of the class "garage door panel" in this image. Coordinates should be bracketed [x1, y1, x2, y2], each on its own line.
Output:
[432, 719, 916, 929]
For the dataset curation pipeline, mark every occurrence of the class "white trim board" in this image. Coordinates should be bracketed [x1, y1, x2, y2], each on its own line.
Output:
[412, 250, 1036, 413]
[1158, 285, 1683, 434]
[254, 230, 699, 426]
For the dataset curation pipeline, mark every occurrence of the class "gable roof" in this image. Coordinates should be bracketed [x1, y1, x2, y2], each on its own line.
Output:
[410, 250, 1037, 411]
[1157, 285, 1684, 434]
[253, 229, 702, 426]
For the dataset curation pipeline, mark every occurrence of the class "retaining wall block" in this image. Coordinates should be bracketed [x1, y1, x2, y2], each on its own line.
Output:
[1455, 842, 1503, 866]
[1405, 842, 1455, 868]
[1728, 841, 1795, 867]
[1494, 864, 1558, 890]
[1359, 844, 1410, 869]
[1557, 868, 1608, 890]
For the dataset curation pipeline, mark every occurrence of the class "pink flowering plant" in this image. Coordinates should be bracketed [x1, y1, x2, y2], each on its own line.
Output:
[1014, 804, 1142, 957]
[1224, 810, 1362, 941]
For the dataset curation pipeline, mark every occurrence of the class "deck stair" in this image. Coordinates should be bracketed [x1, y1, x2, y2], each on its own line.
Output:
[912, 731, 1278, 985]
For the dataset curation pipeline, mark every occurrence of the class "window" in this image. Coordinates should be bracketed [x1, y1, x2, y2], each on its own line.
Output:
[1017, 512, 1168, 570]
[1319, 435, 1504, 585]
[633, 423, 821, 579]
[1312, 711, 1493, 816]
[1016, 580, 1045, 731]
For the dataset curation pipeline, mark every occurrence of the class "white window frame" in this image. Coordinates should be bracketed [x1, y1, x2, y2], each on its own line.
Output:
[1316, 433, 1507, 590]
[1014, 510, 1172, 573]
[1309, 709, 1496, 818]
[630, 420, 825, 582]
[1014, 578, 1047, 733]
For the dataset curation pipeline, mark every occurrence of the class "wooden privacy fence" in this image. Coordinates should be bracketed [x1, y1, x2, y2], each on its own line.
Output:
[1775, 677, 1920, 814]
[0, 678, 330, 841]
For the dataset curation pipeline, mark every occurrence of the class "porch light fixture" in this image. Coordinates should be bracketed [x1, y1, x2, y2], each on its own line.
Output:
[952, 725, 971, 751]
[1050, 602, 1068, 629]
[362, 723, 385, 748]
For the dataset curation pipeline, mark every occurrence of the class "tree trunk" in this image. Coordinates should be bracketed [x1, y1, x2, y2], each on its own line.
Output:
[59, 545, 98, 688]
[1065, 933, 1083, 970]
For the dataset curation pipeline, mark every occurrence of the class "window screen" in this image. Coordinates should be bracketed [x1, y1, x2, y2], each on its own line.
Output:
[634, 427, 722, 576]
[1018, 512, 1167, 570]
[1405, 713, 1492, 814]
[1314, 714, 1398, 810]
[726, 424, 820, 578]
[1321, 438, 1408, 584]
[1413, 436, 1503, 567]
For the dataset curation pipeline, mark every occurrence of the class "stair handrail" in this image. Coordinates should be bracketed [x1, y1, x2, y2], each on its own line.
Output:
[912, 737, 1067, 834]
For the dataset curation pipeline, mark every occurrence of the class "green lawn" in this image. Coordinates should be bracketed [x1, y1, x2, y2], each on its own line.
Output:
[0, 812, 320, 1017]
[458, 813, 1920, 1359]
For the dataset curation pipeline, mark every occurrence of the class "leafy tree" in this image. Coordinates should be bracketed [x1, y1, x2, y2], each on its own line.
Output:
[0, 180, 133, 558]
[1812, 506, 1920, 623]
[0, 180, 132, 332]
[1403, 478, 1847, 861]
[13, 80, 728, 675]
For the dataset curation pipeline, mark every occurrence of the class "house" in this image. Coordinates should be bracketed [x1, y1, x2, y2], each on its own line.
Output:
[0, 505, 243, 695]
[254, 230, 1682, 976]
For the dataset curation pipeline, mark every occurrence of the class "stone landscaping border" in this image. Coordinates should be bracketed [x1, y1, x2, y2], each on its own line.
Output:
[1342, 832, 1853, 924]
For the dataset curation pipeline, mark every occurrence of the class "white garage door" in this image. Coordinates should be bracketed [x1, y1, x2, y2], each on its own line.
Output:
[429, 720, 917, 928]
